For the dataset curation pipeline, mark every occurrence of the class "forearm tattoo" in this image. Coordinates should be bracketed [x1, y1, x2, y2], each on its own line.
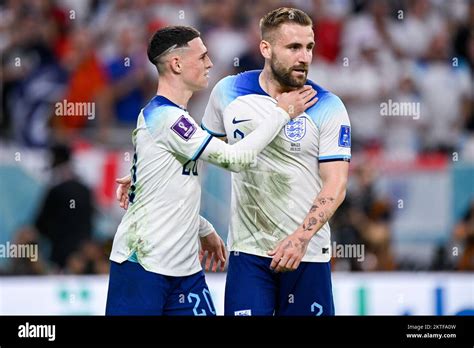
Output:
[302, 196, 336, 232]
[303, 217, 317, 231]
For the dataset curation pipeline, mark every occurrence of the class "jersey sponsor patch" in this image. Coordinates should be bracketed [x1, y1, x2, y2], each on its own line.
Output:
[171, 115, 197, 141]
[284, 117, 306, 141]
[338, 125, 351, 147]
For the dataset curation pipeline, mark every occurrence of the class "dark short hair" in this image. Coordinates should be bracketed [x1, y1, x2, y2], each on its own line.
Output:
[260, 7, 313, 42]
[147, 26, 200, 72]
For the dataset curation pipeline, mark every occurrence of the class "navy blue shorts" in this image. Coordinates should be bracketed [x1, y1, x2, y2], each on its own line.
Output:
[224, 251, 334, 316]
[105, 261, 216, 316]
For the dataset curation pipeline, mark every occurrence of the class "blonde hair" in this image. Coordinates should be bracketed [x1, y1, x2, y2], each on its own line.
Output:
[259, 7, 313, 42]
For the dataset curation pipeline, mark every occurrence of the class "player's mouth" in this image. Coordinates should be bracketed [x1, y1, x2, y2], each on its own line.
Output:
[291, 68, 307, 77]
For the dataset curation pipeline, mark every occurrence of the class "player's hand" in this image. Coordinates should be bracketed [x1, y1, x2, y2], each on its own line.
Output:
[267, 231, 310, 272]
[116, 175, 132, 210]
[276, 85, 318, 119]
[199, 231, 226, 272]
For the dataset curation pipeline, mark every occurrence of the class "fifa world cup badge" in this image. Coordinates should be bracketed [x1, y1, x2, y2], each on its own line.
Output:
[338, 125, 351, 147]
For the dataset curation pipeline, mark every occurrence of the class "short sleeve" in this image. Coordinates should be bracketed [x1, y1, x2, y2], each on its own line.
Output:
[309, 94, 351, 162]
[164, 111, 213, 161]
[145, 105, 213, 161]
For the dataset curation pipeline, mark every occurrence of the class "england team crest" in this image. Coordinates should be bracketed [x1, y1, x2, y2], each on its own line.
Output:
[284, 117, 306, 141]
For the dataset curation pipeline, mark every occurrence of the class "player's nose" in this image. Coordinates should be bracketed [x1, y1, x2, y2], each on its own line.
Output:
[206, 56, 213, 69]
[298, 51, 311, 64]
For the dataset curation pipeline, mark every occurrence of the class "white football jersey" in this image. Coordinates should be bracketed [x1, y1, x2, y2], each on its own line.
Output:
[202, 70, 351, 262]
[110, 94, 291, 276]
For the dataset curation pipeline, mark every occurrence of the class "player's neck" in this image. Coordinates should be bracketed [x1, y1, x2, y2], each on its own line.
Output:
[156, 77, 193, 109]
[259, 67, 297, 99]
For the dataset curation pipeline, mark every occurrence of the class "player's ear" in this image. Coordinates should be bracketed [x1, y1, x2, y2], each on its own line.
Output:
[169, 56, 182, 74]
[260, 40, 272, 59]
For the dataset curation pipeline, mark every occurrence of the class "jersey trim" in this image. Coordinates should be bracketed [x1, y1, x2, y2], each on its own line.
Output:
[128, 251, 139, 263]
[191, 134, 213, 161]
[201, 122, 226, 137]
[318, 155, 351, 163]
[152, 95, 186, 110]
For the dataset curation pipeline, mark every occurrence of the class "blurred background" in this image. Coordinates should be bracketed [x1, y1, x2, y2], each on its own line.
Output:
[0, 0, 473, 315]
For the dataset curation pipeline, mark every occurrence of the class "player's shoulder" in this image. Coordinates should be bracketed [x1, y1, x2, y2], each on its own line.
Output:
[142, 95, 190, 130]
[143, 95, 186, 119]
[212, 70, 268, 106]
[304, 80, 348, 126]
[306, 80, 345, 110]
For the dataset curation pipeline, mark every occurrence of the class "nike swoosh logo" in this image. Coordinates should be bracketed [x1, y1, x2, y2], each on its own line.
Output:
[232, 117, 251, 124]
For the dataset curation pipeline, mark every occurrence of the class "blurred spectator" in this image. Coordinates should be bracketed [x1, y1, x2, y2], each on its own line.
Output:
[102, 24, 151, 126]
[383, 70, 424, 160]
[317, 36, 397, 151]
[341, 0, 400, 63]
[233, 16, 264, 74]
[312, 0, 350, 63]
[391, 0, 445, 59]
[8, 226, 47, 275]
[332, 163, 396, 271]
[198, 0, 247, 75]
[316, 0, 401, 150]
[35, 143, 94, 270]
[1, 3, 68, 147]
[330, 197, 366, 272]
[53, 27, 109, 141]
[452, 0, 474, 70]
[65, 240, 110, 274]
[360, 199, 397, 271]
[431, 243, 455, 271]
[451, 0, 474, 160]
[411, 28, 472, 153]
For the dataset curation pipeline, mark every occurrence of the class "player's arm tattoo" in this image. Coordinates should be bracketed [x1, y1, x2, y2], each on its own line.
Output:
[297, 237, 309, 253]
[282, 238, 309, 254]
[302, 217, 317, 231]
[317, 197, 335, 206]
[301, 196, 336, 233]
